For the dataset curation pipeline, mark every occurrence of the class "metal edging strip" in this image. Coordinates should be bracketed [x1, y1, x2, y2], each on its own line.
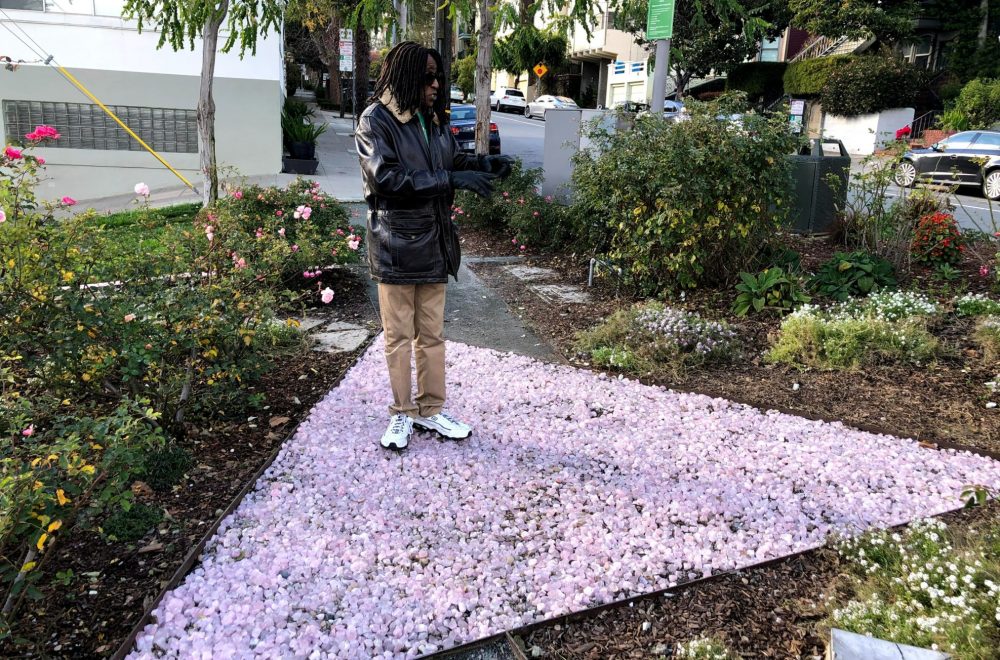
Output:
[110, 330, 381, 660]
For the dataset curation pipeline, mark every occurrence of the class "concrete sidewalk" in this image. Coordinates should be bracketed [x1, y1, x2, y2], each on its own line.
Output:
[74, 111, 365, 214]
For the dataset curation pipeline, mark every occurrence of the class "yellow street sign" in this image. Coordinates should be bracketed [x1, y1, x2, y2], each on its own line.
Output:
[533, 63, 548, 78]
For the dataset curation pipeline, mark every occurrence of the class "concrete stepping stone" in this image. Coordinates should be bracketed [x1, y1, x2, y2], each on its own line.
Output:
[310, 321, 369, 353]
[502, 265, 559, 281]
[829, 629, 949, 659]
[529, 283, 591, 304]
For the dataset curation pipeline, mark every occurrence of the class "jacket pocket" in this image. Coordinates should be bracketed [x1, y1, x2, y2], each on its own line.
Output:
[380, 209, 443, 277]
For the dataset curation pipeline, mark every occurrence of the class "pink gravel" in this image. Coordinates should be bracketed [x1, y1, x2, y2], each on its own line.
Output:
[130, 338, 1000, 659]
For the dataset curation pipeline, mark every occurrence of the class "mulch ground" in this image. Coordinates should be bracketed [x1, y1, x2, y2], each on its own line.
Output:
[2, 269, 380, 659]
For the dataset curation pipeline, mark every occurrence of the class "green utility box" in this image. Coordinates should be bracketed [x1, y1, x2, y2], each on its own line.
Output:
[788, 139, 851, 234]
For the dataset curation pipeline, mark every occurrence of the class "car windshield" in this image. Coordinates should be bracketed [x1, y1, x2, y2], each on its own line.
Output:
[451, 108, 475, 121]
[505, 90, 524, 98]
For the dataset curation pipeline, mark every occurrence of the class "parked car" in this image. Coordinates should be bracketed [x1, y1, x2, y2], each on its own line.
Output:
[663, 99, 685, 119]
[448, 104, 501, 155]
[894, 130, 1000, 200]
[490, 87, 527, 113]
[610, 100, 649, 113]
[450, 85, 465, 103]
[524, 95, 579, 119]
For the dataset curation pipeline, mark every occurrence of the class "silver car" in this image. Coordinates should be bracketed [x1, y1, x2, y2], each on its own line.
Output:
[524, 95, 579, 119]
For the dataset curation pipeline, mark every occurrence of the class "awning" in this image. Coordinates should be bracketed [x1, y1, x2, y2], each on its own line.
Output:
[569, 48, 618, 63]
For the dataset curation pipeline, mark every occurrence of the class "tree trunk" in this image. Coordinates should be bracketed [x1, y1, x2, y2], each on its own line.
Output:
[198, 0, 228, 206]
[354, 18, 371, 118]
[475, 0, 496, 155]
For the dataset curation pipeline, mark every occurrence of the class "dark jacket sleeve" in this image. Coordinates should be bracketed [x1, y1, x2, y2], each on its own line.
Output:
[452, 138, 487, 172]
[356, 114, 451, 198]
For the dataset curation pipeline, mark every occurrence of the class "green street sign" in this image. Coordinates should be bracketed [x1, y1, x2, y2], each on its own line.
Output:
[647, 0, 676, 40]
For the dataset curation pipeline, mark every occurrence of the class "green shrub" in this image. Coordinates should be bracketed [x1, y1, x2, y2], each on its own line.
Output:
[822, 55, 922, 116]
[675, 636, 737, 659]
[282, 98, 315, 121]
[768, 292, 939, 369]
[571, 94, 802, 293]
[975, 316, 1000, 362]
[809, 251, 897, 301]
[760, 245, 802, 274]
[103, 503, 163, 543]
[945, 78, 1000, 131]
[726, 62, 788, 104]
[576, 302, 738, 374]
[955, 293, 1000, 317]
[141, 445, 193, 493]
[912, 211, 964, 268]
[829, 519, 1000, 658]
[732, 267, 811, 316]
[783, 56, 854, 97]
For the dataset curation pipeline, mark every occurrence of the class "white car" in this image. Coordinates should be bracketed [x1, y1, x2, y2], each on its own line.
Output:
[490, 87, 527, 113]
[450, 85, 465, 103]
[524, 95, 579, 119]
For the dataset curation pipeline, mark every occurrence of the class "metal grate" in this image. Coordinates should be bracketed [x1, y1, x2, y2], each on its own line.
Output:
[2, 100, 198, 153]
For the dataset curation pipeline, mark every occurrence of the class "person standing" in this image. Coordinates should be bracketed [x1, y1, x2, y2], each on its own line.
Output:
[355, 41, 513, 450]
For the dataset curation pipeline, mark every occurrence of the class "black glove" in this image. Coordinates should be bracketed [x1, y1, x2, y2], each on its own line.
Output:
[450, 170, 497, 198]
[482, 155, 515, 179]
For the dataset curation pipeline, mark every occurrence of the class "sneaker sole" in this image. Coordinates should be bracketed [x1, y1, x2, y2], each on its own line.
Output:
[412, 422, 471, 441]
[380, 436, 409, 451]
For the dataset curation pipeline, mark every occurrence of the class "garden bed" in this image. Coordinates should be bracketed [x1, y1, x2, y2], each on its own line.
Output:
[0, 268, 378, 657]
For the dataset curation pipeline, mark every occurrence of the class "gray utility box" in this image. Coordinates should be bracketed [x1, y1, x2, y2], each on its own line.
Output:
[788, 138, 851, 234]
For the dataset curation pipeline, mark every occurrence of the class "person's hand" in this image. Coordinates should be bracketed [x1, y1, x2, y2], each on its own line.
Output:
[450, 170, 497, 197]
[482, 155, 515, 179]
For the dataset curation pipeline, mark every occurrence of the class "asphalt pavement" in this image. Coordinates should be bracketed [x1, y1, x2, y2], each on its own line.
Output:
[491, 110, 545, 170]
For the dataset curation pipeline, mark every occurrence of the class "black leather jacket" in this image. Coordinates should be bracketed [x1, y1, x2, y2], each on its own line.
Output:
[355, 96, 486, 284]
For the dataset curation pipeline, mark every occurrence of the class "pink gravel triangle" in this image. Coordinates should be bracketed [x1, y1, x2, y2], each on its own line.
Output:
[130, 337, 1000, 659]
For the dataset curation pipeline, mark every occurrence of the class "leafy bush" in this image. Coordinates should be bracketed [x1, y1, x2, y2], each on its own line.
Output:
[912, 211, 964, 268]
[103, 503, 163, 543]
[955, 293, 1000, 317]
[726, 62, 788, 104]
[141, 445, 193, 493]
[975, 316, 1000, 362]
[572, 94, 802, 293]
[768, 292, 939, 369]
[783, 55, 854, 97]
[576, 302, 738, 374]
[808, 251, 897, 301]
[829, 518, 1000, 658]
[675, 637, 737, 659]
[760, 246, 802, 274]
[732, 267, 811, 316]
[945, 78, 1000, 131]
[822, 55, 922, 117]
[282, 98, 315, 121]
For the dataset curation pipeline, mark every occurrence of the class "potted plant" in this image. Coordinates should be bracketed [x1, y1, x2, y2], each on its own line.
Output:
[281, 110, 327, 174]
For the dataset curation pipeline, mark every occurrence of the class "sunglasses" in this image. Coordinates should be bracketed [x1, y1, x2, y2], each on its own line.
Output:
[422, 72, 443, 86]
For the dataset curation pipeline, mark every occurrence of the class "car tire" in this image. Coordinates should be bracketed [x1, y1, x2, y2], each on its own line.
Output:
[894, 160, 917, 188]
[984, 169, 1000, 200]
[494, 101, 501, 113]
[524, 106, 531, 118]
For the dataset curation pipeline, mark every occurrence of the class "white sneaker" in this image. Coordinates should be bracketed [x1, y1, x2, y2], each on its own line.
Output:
[380, 414, 412, 450]
[413, 411, 472, 440]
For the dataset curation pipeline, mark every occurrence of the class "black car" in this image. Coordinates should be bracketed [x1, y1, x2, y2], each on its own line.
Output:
[895, 129, 1000, 200]
[448, 104, 501, 155]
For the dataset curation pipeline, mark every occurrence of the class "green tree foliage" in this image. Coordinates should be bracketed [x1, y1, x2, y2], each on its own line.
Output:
[782, 55, 854, 96]
[821, 55, 923, 116]
[493, 25, 568, 91]
[455, 54, 476, 95]
[726, 61, 787, 105]
[610, 0, 790, 98]
[788, 0, 918, 44]
[924, 0, 1000, 81]
[945, 78, 1000, 129]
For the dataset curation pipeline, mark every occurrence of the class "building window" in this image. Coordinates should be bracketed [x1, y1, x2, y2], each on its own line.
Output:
[0, 0, 45, 10]
[904, 34, 934, 69]
[759, 38, 780, 62]
[2, 100, 199, 153]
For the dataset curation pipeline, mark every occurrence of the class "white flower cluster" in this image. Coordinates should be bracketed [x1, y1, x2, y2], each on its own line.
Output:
[789, 291, 938, 324]
[633, 306, 737, 356]
[674, 636, 734, 659]
[980, 316, 1000, 332]
[954, 293, 1000, 317]
[833, 518, 999, 655]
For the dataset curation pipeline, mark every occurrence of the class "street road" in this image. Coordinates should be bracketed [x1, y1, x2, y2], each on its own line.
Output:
[886, 186, 998, 234]
[492, 110, 545, 170]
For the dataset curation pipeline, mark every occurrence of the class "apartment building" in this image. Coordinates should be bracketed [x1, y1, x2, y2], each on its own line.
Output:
[0, 0, 284, 200]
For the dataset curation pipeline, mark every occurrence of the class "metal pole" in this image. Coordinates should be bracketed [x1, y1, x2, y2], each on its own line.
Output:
[649, 37, 670, 117]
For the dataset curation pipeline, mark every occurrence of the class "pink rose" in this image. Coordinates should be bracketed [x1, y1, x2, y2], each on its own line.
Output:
[36, 157, 45, 165]
[532, 211, 540, 217]
[255, 228, 264, 239]
[134, 182, 150, 197]
[291, 244, 299, 253]
[981, 265, 993, 278]
[520, 245, 526, 251]
[276, 210, 283, 217]
[235, 257, 247, 270]
[0, 209, 6, 223]
[22, 424, 34, 437]
[233, 190, 243, 199]
[61, 196, 77, 206]
[348, 235, 360, 250]
[5, 146, 22, 160]
[25, 125, 59, 141]
[278, 227, 286, 237]
[123, 313, 136, 322]
[320, 287, 334, 304]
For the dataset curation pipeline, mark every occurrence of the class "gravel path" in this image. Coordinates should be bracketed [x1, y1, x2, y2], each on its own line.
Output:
[130, 338, 1000, 659]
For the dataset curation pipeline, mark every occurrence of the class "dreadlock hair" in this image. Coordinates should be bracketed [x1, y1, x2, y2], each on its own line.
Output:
[371, 41, 448, 125]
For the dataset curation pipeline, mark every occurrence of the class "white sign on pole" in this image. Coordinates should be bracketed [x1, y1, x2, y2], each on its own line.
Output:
[339, 28, 354, 73]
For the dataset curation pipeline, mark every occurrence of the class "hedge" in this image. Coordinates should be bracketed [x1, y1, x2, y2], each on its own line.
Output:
[783, 55, 854, 97]
[822, 55, 922, 116]
[726, 62, 788, 103]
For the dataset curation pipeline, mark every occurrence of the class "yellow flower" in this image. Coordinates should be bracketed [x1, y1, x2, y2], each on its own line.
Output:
[80, 465, 95, 475]
[33, 480, 44, 490]
[47, 520, 62, 533]
[21, 561, 36, 572]
[61, 270, 75, 282]
[56, 489, 70, 505]
[36, 533, 47, 551]
[81, 373, 92, 382]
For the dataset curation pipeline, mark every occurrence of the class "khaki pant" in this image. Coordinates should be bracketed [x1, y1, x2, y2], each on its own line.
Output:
[377, 283, 446, 418]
